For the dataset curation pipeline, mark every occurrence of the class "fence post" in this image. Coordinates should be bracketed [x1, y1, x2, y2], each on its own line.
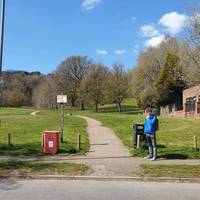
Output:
[8, 133, 11, 145]
[193, 135, 198, 151]
[77, 133, 81, 151]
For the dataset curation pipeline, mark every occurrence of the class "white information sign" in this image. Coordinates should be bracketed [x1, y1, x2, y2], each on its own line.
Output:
[57, 95, 67, 103]
[48, 141, 54, 148]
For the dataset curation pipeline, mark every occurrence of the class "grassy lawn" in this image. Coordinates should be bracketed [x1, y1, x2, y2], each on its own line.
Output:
[80, 99, 200, 159]
[137, 164, 200, 178]
[0, 160, 89, 176]
[0, 108, 89, 156]
[1, 98, 200, 159]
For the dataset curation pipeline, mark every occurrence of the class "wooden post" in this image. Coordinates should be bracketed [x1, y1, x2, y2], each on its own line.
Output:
[77, 133, 81, 151]
[137, 135, 140, 149]
[8, 133, 11, 145]
[193, 135, 198, 151]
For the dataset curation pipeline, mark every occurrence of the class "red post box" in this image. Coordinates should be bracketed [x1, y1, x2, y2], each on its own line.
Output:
[42, 131, 60, 154]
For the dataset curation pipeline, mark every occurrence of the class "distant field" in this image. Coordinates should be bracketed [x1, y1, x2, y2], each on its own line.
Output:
[0, 108, 89, 156]
[81, 99, 200, 159]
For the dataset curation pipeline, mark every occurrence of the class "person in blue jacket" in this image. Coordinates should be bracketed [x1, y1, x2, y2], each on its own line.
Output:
[144, 107, 157, 161]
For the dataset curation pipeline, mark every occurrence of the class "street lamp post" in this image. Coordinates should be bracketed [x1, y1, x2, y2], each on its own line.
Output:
[0, 0, 5, 81]
[0, 0, 5, 108]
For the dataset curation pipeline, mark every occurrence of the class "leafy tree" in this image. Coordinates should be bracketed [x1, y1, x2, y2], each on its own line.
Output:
[130, 37, 182, 108]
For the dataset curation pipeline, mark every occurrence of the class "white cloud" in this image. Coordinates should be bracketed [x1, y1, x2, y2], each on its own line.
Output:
[145, 35, 165, 48]
[140, 24, 160, 38]
[114, 49, 127, 55]
[131, 16, 136, 21]
[159, 12, 189, 34]
[82, 0, 102, 10]
[96, 49, 109, 55]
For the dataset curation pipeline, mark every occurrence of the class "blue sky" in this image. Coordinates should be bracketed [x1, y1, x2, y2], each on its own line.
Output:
[2, 0, 196, 74]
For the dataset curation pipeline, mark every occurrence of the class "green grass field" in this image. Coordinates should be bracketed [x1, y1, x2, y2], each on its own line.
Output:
[1, 98, 200, 159]
[81, 99, 200, 159]
[0, 108, 89, 156]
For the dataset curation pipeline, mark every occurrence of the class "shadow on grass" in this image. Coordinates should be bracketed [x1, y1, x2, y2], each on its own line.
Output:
[133, 144, 194, 159]
[157, 144, 167, 149]
[0, 142, 83, 156]
[159, 153, 189, 159]
[99, 105, 143, 115]
[0, 143, 44, 156]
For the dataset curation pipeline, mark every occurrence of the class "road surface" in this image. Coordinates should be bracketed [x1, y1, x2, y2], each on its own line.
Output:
[0, 179, 200, 200]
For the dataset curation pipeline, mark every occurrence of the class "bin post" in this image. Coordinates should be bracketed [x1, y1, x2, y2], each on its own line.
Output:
[137, 135, 140, 148]
[133, 124, 144, 149]
[133, 124, 137, 148]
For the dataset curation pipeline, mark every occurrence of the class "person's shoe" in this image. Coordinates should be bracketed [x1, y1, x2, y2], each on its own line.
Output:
[150, 157, 156, 161]
[144, 155, 152, 159]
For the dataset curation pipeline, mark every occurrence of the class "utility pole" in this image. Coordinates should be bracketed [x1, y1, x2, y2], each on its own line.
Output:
[0, 0, 5, 107]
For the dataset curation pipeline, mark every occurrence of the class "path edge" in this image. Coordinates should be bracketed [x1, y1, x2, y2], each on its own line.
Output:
[1, 175, 200, 183]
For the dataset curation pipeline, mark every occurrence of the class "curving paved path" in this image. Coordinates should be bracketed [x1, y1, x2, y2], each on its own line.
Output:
[30, 111, 40, 116]
[77, 116, 134, 176]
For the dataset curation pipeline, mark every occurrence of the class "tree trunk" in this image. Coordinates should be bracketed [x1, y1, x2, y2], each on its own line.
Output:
[118, 103, 122, 113]
[80, 100, 85, 110]
[71, 97, 76, 107]
[95, 102, 98, 112]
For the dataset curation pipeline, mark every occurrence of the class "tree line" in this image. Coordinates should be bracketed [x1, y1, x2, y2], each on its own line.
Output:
[0, 60, 129, 112]
[1, 4, 200, 111]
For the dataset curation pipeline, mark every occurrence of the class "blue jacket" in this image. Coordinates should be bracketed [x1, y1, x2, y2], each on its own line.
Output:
[144, 114, 157, 134]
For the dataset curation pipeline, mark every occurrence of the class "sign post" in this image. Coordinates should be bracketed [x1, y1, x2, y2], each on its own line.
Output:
[57, 94, 67, 143]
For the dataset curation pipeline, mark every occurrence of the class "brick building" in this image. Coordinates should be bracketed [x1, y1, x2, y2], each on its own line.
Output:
[183, 85, 200, 118]
[160, 84, 200, 118]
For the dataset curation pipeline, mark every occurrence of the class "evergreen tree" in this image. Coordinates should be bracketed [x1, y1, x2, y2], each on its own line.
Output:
[155, 53, 186, 106]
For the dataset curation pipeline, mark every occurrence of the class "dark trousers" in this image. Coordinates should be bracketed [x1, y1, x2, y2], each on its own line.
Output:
[146, 133, 157, 158]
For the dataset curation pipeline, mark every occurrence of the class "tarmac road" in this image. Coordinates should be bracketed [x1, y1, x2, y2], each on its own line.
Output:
[0, 179, 200, 200]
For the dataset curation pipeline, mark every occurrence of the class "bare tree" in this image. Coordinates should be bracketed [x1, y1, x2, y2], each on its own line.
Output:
[108, 63, 129, 112]
[81, 63, 109, 112]
[32, 75, 58, 108]
[1, 71, 43, 107]
[55, 56, 91, 109]
[182, 3, 200, 83]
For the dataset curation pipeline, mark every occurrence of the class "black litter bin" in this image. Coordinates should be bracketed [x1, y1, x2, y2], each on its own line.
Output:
[133, 123, 145, 148]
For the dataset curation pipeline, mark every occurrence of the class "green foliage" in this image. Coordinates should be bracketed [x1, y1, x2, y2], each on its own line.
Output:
[130, 37, 190, 109]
